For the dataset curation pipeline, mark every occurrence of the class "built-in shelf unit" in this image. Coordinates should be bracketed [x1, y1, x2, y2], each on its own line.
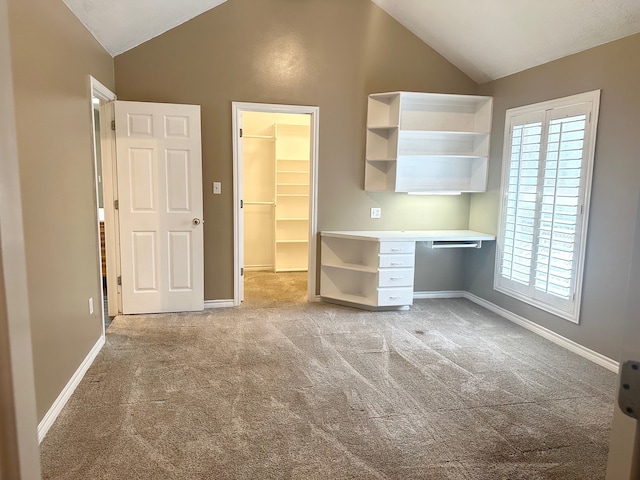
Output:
[274, 123, 310, 272]
[364, 92, 493, 193]
[320, 230, 495, 310]
[321, 234, 415, 309]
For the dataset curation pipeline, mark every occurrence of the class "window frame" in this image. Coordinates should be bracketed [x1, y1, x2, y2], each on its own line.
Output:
[494, 90, 601, 324]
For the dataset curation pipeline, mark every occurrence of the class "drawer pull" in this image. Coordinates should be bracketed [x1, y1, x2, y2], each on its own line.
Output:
[389, 296, 402, 300]
[390, 248, 403, 252]
[390, 262, 404, 266]
[389, 277, 403, 280]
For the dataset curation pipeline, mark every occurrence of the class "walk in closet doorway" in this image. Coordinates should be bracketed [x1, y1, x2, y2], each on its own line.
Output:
[232, 103, 319, 306]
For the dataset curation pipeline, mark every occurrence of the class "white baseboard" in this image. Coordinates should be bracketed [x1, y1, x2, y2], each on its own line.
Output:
[38, 335, 105, 442]
[244, 266, 272, 272]
[464, 292, 619, 373]
[204, 299, 234, 309]
[413, 290, 465, 300]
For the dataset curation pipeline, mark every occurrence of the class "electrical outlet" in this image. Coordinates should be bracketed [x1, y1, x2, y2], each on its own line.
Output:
[213, 182, 222, 194]
[370, 207, 381, 219]
[88, 297, 94, 315]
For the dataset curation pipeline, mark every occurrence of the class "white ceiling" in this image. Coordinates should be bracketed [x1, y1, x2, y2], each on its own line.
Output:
[371, 0, 640, 83]
[62, 0, 228, 56]
[63, 0, 640, 83]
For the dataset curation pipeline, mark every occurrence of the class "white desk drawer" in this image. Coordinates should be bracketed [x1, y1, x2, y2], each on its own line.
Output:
[378, 269, 414, 287]
[379, 241, 415, 255]
[379, 254, 414, 268]
[377, 288, 413, 306]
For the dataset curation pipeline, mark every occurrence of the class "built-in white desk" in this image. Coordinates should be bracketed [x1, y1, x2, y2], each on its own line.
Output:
[320, 230, 495, 310]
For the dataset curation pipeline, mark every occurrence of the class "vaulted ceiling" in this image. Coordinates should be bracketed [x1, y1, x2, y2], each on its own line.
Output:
[63, 0, 640, 84]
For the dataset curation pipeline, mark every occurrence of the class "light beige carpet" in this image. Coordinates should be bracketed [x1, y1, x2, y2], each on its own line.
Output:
[242, 271, 307, 308]
[40, 276, 616, 479]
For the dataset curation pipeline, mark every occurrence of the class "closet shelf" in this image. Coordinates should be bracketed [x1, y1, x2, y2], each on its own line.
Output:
[244, 200, 275, 204]
[243, 134, 275, 139]
[274, 122, 311, 272]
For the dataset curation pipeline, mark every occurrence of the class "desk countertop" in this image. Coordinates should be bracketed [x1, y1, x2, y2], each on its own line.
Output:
[321, 230, 496, 242]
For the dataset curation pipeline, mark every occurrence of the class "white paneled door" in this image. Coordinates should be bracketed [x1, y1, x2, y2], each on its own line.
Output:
[115, 101, 204, 314]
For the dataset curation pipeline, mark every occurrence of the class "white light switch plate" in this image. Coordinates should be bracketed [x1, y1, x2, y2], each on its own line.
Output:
[371, 207, 381, 219]
[213, 182, 221, 194]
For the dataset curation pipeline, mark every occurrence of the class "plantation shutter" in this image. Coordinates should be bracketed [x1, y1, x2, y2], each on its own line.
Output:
[500, 112, 544, 296]
[495, 91, 599, 323]
[534, 105, 589, 306]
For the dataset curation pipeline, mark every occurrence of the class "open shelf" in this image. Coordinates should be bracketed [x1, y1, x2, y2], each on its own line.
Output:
[364, 92, 493, 193]
[321, 262, 378, 273]
[243, 134, 275, 140]
[274, 122, 311, 272]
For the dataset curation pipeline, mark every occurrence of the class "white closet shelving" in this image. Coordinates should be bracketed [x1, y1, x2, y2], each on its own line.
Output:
[364, 92, 493, 193]
[274, 123, 310, 272]
[243, 124, 276, 271]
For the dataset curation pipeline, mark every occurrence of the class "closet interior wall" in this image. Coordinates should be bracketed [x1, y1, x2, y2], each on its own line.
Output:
[243, 112, 311, 272]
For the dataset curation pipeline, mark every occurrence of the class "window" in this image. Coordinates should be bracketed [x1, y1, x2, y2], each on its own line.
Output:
[495, 91, 600, 323]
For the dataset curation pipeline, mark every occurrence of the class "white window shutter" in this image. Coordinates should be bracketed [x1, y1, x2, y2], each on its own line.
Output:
[495, 91, 600, 323]
[501, 117, 543, 287]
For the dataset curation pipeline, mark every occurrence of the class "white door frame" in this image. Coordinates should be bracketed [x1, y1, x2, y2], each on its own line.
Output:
[89, 76, 119, 324]
[232, 102, 319, 306]
[605, 190, 640, 479]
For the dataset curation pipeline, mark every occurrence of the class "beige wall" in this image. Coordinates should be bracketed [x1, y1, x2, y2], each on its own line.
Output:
[0, 0, 41, 475]
[8, 0, 114, 420]
[114, 0, 478, 300]
[467, 33, 640, 361]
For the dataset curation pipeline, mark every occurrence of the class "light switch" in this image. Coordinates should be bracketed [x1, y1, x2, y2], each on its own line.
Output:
[213, 182, 221, 194]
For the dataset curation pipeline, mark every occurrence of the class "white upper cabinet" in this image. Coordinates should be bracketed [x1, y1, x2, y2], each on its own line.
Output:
[364, 92, 493, 193]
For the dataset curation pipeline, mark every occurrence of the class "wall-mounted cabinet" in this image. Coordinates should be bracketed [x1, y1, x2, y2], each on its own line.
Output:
[364, 92, 493, 193]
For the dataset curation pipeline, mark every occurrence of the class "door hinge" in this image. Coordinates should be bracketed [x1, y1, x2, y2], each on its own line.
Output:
[241, 268, 244, 276]
[114, 199, 119, 210]
[111, 120, 116, 131]
[618, 360, 640, 420]
[239, 128, 243, 138]
[117, 276, 122, 286]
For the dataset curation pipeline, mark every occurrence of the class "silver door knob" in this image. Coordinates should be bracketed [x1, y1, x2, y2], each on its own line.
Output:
[192, 218, 201, 225]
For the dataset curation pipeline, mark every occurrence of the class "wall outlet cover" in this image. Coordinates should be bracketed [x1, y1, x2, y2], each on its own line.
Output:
[371, 207, 381, 219]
